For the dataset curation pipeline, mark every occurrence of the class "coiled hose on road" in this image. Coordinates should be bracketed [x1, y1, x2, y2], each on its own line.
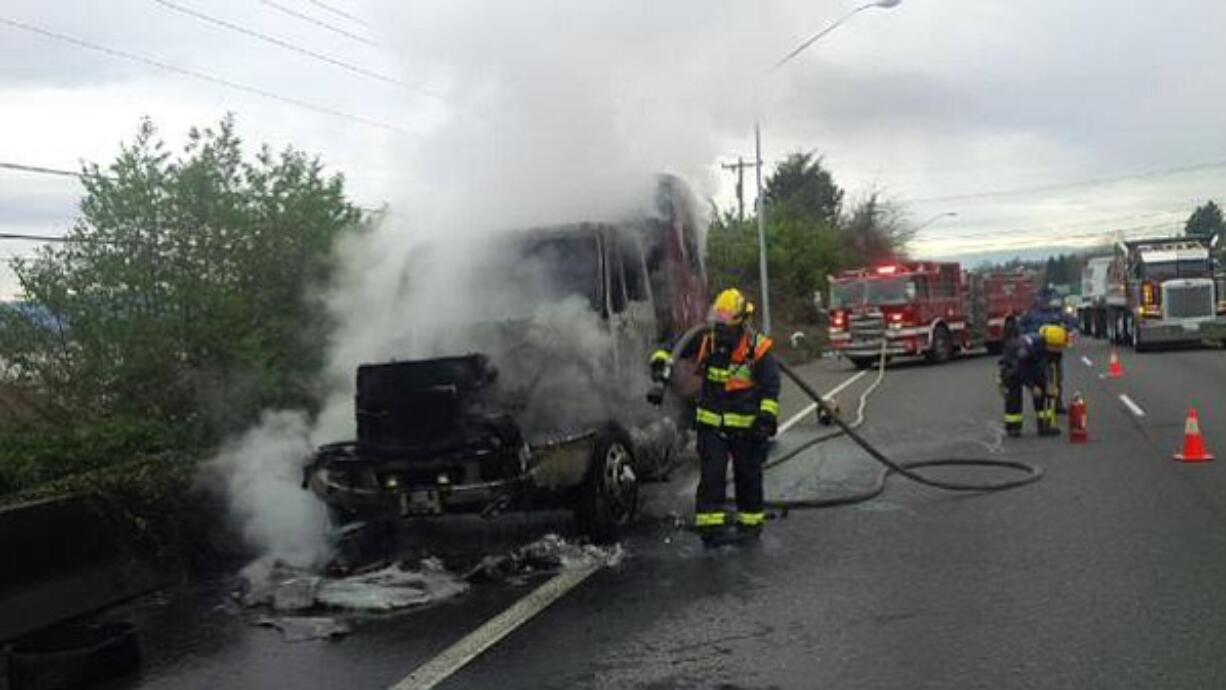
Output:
[665, 324, 1043, 514]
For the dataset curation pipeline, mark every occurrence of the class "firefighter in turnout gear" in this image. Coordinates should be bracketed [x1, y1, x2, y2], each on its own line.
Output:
[998, 320, 1067, 437]
[649, 288, 781, 544]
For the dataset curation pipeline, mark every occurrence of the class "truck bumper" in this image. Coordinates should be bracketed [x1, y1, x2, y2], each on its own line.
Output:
[1138, 317, 1226, 344]
[305, 431, 597, 519]
[1198, 318, 1226, 343]
[830, 328, 926, 358]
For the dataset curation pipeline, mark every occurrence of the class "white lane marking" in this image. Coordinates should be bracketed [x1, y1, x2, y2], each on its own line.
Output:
[1119, 393, 1146, 417]
[777, 369, 869, 436]
[1081, 356, 1093, 367]
[391, 563, 602, 690]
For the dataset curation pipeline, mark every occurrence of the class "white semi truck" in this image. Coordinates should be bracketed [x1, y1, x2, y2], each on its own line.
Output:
[1079, 236, 1225, 351]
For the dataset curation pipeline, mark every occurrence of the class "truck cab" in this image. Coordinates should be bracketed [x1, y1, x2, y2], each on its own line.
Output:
[304, 177, 707, 540]
[1115, 238, 1224, 350]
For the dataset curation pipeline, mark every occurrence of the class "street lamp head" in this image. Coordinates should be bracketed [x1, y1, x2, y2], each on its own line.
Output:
[872, 0, 902, 8]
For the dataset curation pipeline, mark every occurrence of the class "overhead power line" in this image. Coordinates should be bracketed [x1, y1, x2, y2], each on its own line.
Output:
[258, 0, 378, 46]
[917, 208, 1188, 242]
[0, 15, 405, 134]
[149, 0, 432, 96]
[1, 160, 385, 213]
[0, 233, 83, 243]
[916, 221, 1182, 252]
[0, 161, 85, 179]
[303, 0, 372, 29]
[905, 160, 1226, 205]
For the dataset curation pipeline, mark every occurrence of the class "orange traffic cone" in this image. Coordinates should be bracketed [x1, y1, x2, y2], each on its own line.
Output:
[1174, 408, 1214, 463]
[1107, 350, 1124, 378]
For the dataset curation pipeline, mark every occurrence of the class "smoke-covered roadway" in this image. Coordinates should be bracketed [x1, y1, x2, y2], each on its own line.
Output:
[50, 338, 1226, 689]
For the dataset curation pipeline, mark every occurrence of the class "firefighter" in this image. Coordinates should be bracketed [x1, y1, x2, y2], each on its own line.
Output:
[649, 288, 781, 544]
[1038, 323, 1067, 413]
[998, 320, 1067, 437]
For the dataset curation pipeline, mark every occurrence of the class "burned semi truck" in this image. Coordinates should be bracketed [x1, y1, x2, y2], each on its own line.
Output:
[304, 177, 707, 539]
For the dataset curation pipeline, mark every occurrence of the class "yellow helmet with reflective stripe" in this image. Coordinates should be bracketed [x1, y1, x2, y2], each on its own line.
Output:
[1039, 324, 1067, 350]
[711, 288, 754, 325]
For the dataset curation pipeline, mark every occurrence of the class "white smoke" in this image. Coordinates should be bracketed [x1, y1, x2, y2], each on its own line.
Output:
[211, 410, 330, 574]
[215, 1, 795, 570]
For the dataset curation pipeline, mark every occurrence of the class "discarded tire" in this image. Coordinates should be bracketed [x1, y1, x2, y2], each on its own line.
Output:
[6, 621, 141, 690]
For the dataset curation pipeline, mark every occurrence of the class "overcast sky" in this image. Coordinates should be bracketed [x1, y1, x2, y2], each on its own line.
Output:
[3, 0, 1225, 297]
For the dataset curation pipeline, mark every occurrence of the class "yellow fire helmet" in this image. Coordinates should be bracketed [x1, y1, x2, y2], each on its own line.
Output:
[1039, 323, 1068, 350]
[710, 288, 755, 325]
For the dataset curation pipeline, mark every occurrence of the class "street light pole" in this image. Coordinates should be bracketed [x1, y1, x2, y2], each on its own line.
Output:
[915, 211, 958, 232]
[753, 0, 902, 336]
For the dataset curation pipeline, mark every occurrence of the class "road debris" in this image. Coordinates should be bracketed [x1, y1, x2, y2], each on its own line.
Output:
[464, 533, 625, 584]
[256, 616, 351, 642]
[241, 559, 469, 613]
[316, 560, 470, 611]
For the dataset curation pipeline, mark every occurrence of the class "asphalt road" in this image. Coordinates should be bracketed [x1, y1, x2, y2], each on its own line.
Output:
[47, 338, 1226, 689]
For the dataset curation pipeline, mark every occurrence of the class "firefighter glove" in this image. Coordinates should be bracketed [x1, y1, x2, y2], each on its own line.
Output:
[649, 350, 672, 383]
[751, 414, 777, 441]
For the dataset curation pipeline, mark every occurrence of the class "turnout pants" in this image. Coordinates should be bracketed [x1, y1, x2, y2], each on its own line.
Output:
[1004, 377, 1056, 434]
[694, 428, 766, 531]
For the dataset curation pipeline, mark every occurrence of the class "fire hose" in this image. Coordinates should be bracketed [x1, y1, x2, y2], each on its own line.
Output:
[656, 323, 1043, 515]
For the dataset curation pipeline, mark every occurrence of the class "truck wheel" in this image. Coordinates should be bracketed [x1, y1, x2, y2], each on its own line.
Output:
[849, 356, 875, 370]
[1133, 328, 1150, 353]
[575, 429, 639, 543]
[927, 325, 953, 363]
[985, 341, 1003, 356]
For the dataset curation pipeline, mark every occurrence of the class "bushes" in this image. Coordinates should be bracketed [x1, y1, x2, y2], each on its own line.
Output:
[0, 418, 176, 498]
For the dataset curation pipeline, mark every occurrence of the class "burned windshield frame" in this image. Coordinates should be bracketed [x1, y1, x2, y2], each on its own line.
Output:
[517, 233, 603, 313]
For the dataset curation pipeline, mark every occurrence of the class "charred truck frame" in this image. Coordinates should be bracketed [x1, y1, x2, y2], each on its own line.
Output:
[304, 177, 707, 539]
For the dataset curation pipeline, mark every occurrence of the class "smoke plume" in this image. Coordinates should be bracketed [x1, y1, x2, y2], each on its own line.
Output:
[216, 1, 789, 570]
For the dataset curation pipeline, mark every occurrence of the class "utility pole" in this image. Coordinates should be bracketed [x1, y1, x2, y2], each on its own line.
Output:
[754, 123, 770, 335]
[720, 157, 756, 223]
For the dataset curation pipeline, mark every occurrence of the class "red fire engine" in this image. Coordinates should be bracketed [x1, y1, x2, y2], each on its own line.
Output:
[827, 262, 1035, 368]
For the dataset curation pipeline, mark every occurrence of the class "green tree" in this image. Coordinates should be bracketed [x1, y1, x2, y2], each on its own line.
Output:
[841, 191, 913, 265]
[1185, 201, 1224, 238]
[764, 152, 843, 225]
[0, 115, 364, 443]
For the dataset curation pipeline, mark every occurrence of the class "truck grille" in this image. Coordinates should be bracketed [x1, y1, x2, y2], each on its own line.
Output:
[1163, 282, 1214, 319]
[849, 313, 885, 343]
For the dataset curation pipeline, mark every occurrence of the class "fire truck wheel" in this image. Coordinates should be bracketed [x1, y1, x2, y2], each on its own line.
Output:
[927, 324, 953, 363]
[985, 341, 1003, 356]
[849, 357, 875, 370]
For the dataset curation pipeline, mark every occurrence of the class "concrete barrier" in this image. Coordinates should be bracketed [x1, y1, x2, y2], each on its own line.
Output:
[0, 495, 173, 642]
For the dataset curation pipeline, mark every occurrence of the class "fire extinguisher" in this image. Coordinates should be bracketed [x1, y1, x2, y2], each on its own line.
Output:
[1068, 391, 1088, 443]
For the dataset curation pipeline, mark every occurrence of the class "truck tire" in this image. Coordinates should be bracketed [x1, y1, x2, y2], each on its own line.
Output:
[575, 428, 639, 543]
[1133, 326, 1150, 353]
[7, 622, 140, 690]
[985, 341, 1003, 356]
[926, 324, 953, 364]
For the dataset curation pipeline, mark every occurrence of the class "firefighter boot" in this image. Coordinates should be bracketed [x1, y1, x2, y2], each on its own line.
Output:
[1037, 413, 1061, 437]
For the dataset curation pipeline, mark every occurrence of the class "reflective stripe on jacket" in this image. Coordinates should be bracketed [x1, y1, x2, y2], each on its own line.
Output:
[692, 329, 780, 430]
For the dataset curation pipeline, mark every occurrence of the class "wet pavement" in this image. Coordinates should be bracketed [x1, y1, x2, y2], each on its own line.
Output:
[17, 343, 1226, 689]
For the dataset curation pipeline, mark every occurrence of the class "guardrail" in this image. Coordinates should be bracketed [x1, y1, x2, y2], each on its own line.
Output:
[0, 495, 173, 642]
